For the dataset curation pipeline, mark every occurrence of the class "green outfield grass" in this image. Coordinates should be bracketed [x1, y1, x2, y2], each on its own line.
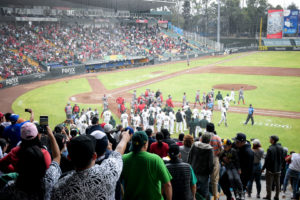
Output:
[133, 73, 300, 112]
[12, 78, 121, 128]
[171, 110, 300, 152]
[97, 54, 239, 90]
[217, 51, 300, 68]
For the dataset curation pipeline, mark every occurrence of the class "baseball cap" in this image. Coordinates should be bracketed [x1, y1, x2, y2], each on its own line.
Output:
[130, 131, 148, 152]
[222, 139, 232, 146]
[270, 135, 279, 143]
[104, 124, 113, 133]
[9, 114, 19, 122]
[91, 130, 108, 156]
[125, 126, 134, 135]
[100, 123, 106, 128]
[168, 144, 180, 158]
[252, 139, 261, 145]
[233, 133, 246, 142]
[67, 135, 96, 168]
[0, 112, 4, 118]
[21, 122, 38, 140]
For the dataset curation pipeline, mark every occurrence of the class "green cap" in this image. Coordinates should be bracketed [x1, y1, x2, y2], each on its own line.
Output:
[130, 131, 148, 152]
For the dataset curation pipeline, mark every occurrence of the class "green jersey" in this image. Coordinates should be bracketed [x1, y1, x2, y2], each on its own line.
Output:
[122, 151, 172, 200]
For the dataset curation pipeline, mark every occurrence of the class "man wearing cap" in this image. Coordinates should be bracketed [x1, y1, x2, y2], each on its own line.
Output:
[215, 91, 223, 110]
[234, 133, 254, 192]
[104, 124, 117, 150]
[188, 132, 214, 199]
[262, 135, 285, 200]
[3, 110, 34, 149]
[65, 103, 72, 122]
[166, 144, 197, 200]
[52, 130, 131, 200]
[244, 104, 254, 125]
[122, 131, 172, 200]
[85, 116, 104, 135]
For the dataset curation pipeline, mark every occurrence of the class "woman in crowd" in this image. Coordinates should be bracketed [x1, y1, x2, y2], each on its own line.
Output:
[150, 132, 169, 158]
[179, 135, 194, 163]
[247, 139, 264, 198]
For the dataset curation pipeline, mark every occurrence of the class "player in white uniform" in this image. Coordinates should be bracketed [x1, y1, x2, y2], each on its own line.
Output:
[230, 89, 236, 104]
[142, 109, 149, 130]
[156, 111, 163, 132]
[120, 112, 129, 128]
[183, 102, 190, 112]
[224, 94, 231, 110]
[103, 110, 111, 124]
[169, 111, 175, 134]
[181, 110, 187, 131]
[163, 114, 170, 131]
[206, 108, 213, 122]
[192, 108, 199, 119]
[200, 106, 206, 120]
[218, 103, 228, 127]
[133, 114, 141, 131]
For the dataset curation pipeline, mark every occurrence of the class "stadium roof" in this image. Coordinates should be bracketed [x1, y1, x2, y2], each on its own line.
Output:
[0, 0, 175, 12]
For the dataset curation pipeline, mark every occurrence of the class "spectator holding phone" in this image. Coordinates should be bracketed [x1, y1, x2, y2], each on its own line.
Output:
[0, 123, 61, 200]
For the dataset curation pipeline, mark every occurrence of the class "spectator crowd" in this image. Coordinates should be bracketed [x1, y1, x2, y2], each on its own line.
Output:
[0, 22, 199, 79]
[0, 91, 299, 200]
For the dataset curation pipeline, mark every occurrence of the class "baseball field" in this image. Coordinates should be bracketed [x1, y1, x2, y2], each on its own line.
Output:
[3, 51, 300, 151]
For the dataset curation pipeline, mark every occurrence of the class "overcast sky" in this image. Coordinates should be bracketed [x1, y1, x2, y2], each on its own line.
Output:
[268, 0, 300, 8]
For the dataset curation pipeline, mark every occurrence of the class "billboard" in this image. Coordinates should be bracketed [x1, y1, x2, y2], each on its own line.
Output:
[283, 10, 299, 34]
[267, 10, 284, 39]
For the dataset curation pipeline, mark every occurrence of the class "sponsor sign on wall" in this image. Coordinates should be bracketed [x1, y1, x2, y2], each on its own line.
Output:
[267, 10, 284, 39]
[283, 10, 299, 34]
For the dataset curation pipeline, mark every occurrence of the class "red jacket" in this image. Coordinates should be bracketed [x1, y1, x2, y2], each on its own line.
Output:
[0, 146, 51, 173]
[116, 97, 124, 105]
[166, 98, 174, 108]
[138, 104, 146, 112]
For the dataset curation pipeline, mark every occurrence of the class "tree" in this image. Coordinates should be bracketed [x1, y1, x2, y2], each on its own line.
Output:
[287, 3, 298, 10]
[182, 1, 192, 30]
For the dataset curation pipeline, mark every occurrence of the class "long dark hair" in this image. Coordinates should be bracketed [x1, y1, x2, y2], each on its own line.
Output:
[156, 133, 164, 148]
[16, 137, 46, 199]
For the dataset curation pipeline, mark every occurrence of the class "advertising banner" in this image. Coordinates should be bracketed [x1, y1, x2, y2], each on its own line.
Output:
[136, 20, 148, 23]
[298, 13, 300, 37]
[283, 10, 299, 34]
[267, 10, 284, 39]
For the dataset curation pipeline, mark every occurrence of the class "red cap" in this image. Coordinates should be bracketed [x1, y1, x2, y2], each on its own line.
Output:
[100, 123, 106, 128]
[0, 112, 3, 118]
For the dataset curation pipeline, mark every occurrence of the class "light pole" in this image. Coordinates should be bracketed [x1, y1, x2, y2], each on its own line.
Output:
[217, 0, 221, 50]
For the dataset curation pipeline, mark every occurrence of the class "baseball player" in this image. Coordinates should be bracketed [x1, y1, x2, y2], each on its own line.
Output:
[194, 90, 201, 108]
[206, 108, 213, 122]
[192, 107, 199, 119]
[103, 109, 111, 124]
[200, 106, 206, 119]
[187, 53, 190, 67]
[183, 102, 190, 112]
[169, 111, 175, 134]
[238, 87, 245, 105]
[156, 111, 163, 132]
[202, 92, 206, 105]
[218, 103, 228, 127]
[183, 92, 187, 106]
[224, 94, 231, 110]
[181, 109, 187, 131]
[148, 111, 155, 132]
[230, 88, 236, 104]
[133, 90, 137, 101]
[244, 104, 254, 125]
[132, 114, 141, 131]
[163, 113, 170, 131]
[175, 109, 183, 133]
[120, 111, 129, 128]
[215, 91, 223, 110]
[142, 109, 149, 130]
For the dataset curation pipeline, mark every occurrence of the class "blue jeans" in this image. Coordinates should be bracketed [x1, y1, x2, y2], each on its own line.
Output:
[197, 174, 210, 199]
[247, 163, 262, 195]
[283, 168, 300, 198]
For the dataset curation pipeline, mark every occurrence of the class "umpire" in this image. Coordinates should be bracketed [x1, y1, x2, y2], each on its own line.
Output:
[244, 104, 254, 125]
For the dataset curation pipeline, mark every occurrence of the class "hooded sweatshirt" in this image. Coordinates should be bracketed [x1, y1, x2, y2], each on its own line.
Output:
[188, 141, 214, 175]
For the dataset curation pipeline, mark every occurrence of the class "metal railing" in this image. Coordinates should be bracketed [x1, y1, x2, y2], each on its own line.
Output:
[183, 31, 224, 51]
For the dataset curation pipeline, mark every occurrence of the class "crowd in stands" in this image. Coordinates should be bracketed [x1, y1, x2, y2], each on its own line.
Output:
[0, 22, 194, 79]
[0, 93, 299, 200]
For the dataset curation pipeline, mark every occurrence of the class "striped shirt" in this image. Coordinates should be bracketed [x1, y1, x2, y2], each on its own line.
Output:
[209, 134, 222, 156]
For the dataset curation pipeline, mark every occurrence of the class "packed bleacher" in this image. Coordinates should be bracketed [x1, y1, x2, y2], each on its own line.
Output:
[0, 22, 212, 79]
[0, 89, 299, 200]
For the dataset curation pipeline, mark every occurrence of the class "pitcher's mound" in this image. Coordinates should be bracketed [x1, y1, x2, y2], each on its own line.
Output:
[213, 84, 257, 91]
